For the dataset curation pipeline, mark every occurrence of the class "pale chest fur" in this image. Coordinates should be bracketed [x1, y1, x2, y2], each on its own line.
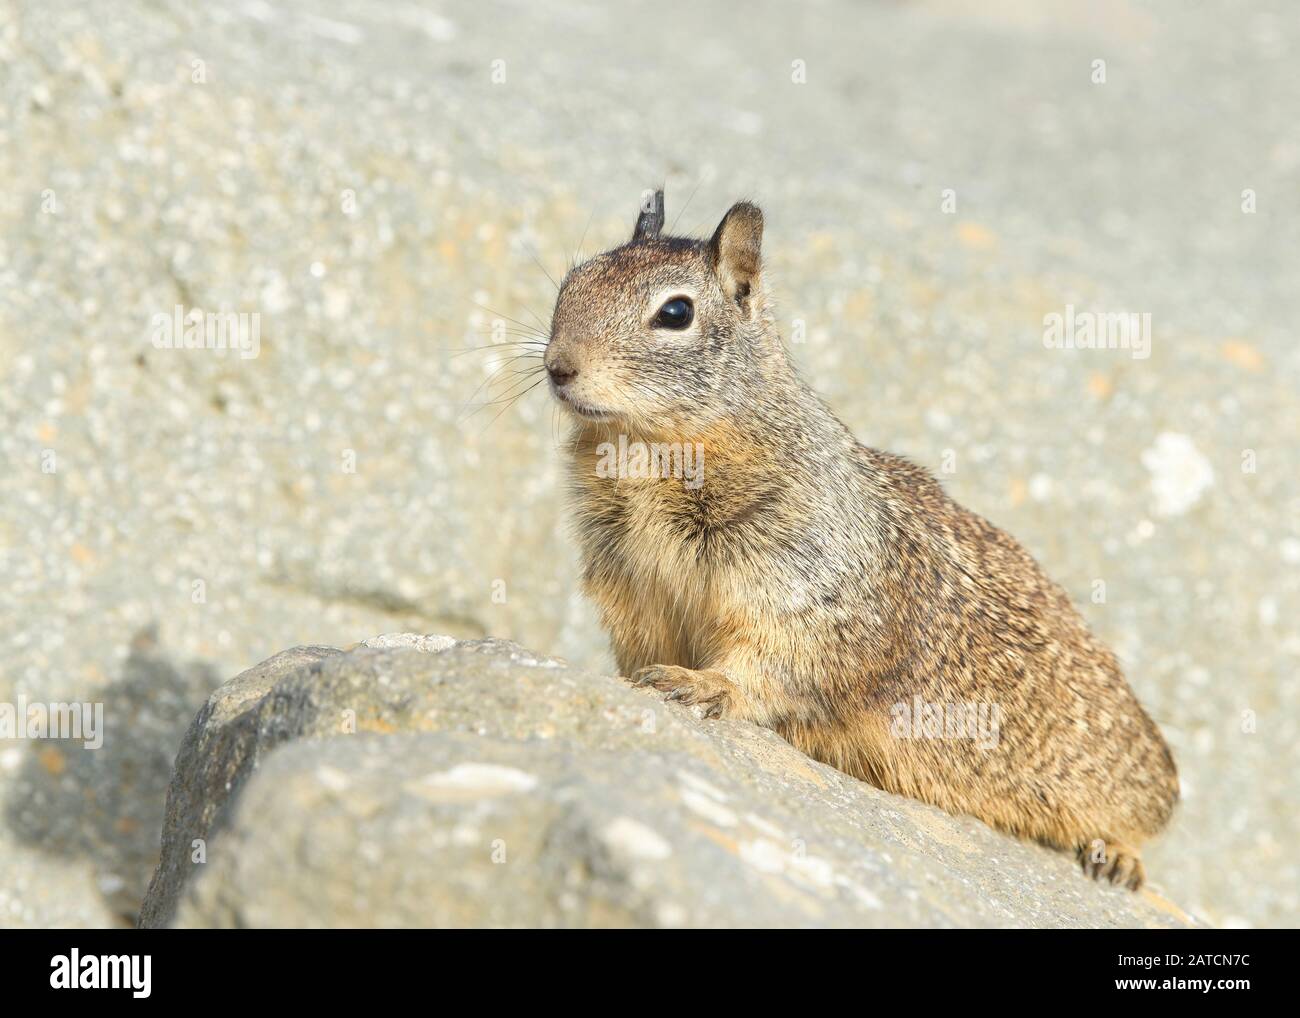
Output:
[571, 465, 734, 673]
[564, 426, 887, 722]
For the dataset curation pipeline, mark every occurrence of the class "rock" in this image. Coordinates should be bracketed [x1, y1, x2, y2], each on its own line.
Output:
[139, 636, 1195, 929]
[137, 645, 341, 928]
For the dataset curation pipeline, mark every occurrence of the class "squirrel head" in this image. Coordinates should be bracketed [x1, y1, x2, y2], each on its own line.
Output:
[545, 191, 774, 434]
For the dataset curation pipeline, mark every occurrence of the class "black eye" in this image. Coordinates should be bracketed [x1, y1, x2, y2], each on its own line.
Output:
[653, 297, 694, 330]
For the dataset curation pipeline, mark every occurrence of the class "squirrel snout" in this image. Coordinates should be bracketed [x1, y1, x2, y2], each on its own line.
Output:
[545, 355, 579, 387]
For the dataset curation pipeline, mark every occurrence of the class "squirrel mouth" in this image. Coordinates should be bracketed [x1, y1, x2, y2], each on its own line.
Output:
[553, 388, 616, 422]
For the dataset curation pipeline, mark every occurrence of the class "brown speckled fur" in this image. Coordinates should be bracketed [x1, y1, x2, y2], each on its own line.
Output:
[544, 195, 1178, 890]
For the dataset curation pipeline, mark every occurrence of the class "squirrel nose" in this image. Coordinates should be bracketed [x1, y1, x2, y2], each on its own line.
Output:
[546, 358, 579, 387]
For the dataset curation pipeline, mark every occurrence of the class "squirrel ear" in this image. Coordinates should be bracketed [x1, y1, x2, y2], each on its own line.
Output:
[632, 189, 665, 241]
[710, 201, 763, 302]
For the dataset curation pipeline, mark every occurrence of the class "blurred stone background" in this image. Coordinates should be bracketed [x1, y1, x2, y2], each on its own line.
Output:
[0, 0, 1295, 927]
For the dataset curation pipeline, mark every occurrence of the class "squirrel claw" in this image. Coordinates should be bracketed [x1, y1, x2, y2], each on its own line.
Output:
[1078, 839, 1145, 891]
[629, 665, 735, 720]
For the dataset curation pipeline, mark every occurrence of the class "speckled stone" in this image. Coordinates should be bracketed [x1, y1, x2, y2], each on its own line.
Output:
[141, 639, 1197, 928]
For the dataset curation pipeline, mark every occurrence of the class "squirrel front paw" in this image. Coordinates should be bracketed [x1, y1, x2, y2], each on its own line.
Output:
[629, 665, 738, 720]
[1078, 838, 1146, 891]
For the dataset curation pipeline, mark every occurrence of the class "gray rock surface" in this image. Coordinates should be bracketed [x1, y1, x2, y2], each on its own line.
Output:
[139, 637, 1196, 929]
[1, 0, 1295, 927]
[2, 628, 216, 926]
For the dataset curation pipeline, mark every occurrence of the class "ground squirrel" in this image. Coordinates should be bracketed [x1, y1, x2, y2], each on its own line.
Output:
[543, 191, 1178, 890]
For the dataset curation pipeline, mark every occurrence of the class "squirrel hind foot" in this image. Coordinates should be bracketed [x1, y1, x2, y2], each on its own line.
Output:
[1077, 838, 1145, 891]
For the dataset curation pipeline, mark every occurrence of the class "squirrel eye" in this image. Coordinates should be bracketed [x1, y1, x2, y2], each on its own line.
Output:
[653, 297, 694, 330]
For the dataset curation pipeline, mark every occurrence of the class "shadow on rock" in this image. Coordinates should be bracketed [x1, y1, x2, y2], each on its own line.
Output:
[4, 626, 219, 926]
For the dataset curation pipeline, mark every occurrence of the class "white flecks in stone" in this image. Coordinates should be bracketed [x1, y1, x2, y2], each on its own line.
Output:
[361, 632, 457, 653]
[838, 876, 884, 909]
[1141, 432, 1214, 517]
[504, 647, 565, 668]
[414, 763, 538, 802]
[1127, 519, 1155, 545]
[303, 14, 364, 45]
[602, 817, 672, 861]
[451, 824, 480, 846]
[739, 838, 788, 874]
[744, 812, 787, 839]
[258, 273, 292, 314]
[739, 836, 838, 894]
[315, 764, 351, 792]
[788, 852, 836, 889]
[681, 788, 738, 828]
[676, 769, 728, 802]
